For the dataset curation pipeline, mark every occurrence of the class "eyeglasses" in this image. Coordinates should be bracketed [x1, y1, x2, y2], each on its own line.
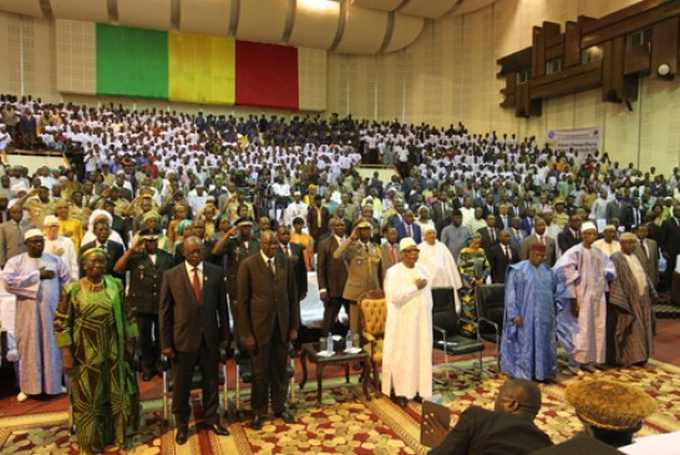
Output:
[403, 248, 420, 253]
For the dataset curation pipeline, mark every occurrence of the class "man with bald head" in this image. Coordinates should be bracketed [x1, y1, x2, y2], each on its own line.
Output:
[425, 379, 552, 454]
[237, 230, 299, 430]
[159, 236, 231, 444]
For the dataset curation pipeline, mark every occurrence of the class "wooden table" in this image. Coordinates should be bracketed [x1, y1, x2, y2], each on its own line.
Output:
[299, 342, 370, 406]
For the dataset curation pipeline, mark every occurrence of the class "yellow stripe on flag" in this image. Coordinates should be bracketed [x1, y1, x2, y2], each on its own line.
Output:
[168, 32, 235, 104]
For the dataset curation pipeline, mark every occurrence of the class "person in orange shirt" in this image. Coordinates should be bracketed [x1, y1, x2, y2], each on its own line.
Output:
[290, 216, 314, 271]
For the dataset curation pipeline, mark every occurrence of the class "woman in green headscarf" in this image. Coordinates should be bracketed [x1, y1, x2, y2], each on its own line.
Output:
[173, 219, 194, 264]
[457, 233, 491, 336]
[54, 248, 140, 454]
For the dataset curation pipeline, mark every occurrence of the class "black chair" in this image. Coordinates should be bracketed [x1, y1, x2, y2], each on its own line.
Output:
[431, 289, 484, 381]
[233, 345, 296, 416]
[475, 284, 505, 372]
[161, 350, 229, 424]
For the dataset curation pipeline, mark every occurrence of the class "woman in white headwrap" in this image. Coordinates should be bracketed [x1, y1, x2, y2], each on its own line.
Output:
[418, 225, 463, 312]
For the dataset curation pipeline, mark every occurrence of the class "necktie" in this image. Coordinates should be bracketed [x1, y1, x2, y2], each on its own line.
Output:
[643, 240, 649, 259]
[505, 245, 511, 261]
[634, 209, 639, 226]
[268, 258, 275, 277]
[539, 236, 545, 245]
[390, 245, 397, 263]
[192, 267, 201, 302]
[490, 228, 495, 243]
[407, 224, 412, 238]
[317, 207, 322, 227]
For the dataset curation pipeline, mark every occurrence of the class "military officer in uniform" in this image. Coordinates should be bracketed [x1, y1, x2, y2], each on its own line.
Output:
[333, 218, 383, 334]
[114, 227, 174, 380]
[211, 217, 260, 336]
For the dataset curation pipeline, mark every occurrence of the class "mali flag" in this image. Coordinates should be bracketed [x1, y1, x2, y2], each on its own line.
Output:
[95, 24, 299, 110]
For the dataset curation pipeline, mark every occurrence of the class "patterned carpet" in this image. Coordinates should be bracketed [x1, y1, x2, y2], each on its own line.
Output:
[654, 301, 680, 319]
[2, 358, 680, 454]
[0, 399, 170, 454]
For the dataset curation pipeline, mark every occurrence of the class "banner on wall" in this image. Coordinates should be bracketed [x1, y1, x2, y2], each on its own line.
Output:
[545, 127, 601, 158]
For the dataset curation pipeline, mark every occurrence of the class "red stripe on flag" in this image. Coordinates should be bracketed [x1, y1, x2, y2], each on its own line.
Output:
[235, 41, 299, 110]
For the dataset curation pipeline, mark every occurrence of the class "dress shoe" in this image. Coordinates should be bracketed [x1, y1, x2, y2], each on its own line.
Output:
[580, 363, 597, 374]
[413, 394, 423, 404]
[17, 392, 28, 403]
[394, 396, 408, 407]
[142, 371, 153, 382]
[275, 410, 296, 424]
[251, 415, 265, 430]
[205, 422, 230, 436]
[175, 424, 189, 445]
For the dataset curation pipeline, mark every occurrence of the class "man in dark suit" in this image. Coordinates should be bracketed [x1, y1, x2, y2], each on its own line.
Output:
[278, 225, 308, 317]
[557, 215, 582, 255]
[159, 236, 231, 444]
[520, 218, 557, 267]
[425, 379, 552, 455]
[496, 203, 512, 231]
[386, 198, 406, 229]
[0, 204, 33, 267]
[396, 210, 422, 243]
[477, 214, 501, 253]
[430, 193, 451, 239]
[619, 198, 644, 232]
[307, 194, 331, 245]
[488, 230, 519, 284]
[520, 207, 537, 237]
[508, 217, 526, 253]
[80, 219, 124, 279]
[481, 193, 496, 219]
[380, 225, 401, 275]
[114, 227, 174, 381]
[317, 219, 350, 333]
[634, 224, 659, 288]
[660, 206, 680, 288]
[211, 217, 260, 329]
[605, 193, 623, 224]
[237, 230, 299, 430]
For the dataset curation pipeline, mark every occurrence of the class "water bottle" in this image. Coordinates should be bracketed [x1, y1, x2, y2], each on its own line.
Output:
[327, 332, 334, 352]
[346, 330, 353, 350]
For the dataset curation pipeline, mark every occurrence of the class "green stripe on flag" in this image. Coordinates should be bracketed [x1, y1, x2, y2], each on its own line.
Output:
[96, 24, 169, 99]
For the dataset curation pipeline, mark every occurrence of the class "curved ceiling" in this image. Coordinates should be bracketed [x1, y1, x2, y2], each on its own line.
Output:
[0, 0, 496, 54]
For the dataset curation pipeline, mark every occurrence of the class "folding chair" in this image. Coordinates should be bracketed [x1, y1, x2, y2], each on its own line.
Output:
[431, 289, 484, 381]
[161, 350, 229, 424]
[232, 344, 296, 417]
[474, 284, 505, 372]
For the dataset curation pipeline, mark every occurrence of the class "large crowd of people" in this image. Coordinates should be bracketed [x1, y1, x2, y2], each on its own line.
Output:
[0, 92, 679, 453]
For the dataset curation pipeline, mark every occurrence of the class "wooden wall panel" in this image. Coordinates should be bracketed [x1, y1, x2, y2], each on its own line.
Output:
[497, 0, 677, 115]
[651, 17, 679, 77]
[564, 21, 580, 68]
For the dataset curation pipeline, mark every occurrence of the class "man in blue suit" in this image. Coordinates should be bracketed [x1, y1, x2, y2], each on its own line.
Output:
[396, 210, 422, 243]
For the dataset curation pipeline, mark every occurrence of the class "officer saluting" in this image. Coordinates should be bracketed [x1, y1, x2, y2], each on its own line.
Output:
[114, 227, 174, 381]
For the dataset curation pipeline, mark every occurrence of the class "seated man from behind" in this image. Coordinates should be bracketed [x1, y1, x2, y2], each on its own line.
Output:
[426, 378, 553, 455]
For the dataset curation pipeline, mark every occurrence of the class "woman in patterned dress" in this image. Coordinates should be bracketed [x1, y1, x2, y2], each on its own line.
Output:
[456, 234, 491, 336]
[54, 248, 139, 454]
